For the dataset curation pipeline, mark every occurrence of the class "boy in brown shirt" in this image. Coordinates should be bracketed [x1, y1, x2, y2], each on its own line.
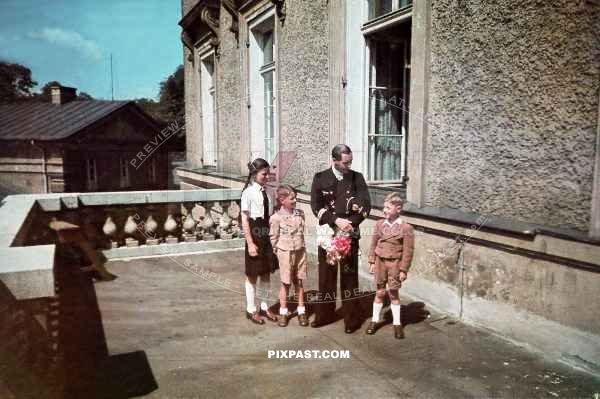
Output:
[366, 193, 414, 339]
[270, 185, 309, 327]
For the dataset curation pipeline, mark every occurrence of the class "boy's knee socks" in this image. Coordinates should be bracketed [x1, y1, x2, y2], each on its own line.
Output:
[391, 303, 401, 326]
[372, 302, 383, 323]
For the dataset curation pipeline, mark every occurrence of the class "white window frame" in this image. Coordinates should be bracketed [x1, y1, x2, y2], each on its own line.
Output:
[86, 158, 97, 191]
[365, 0, 413, 27]
[119, 157, 130, 188]
[361, 1, 412, 185]
[248, 9, 277, 164]
[198, 48, 217, 167]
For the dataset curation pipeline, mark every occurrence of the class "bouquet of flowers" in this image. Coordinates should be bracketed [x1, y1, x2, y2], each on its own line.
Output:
[316, 224, 352, 266]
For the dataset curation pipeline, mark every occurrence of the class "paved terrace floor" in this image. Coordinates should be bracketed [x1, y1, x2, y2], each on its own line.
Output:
[2, 247, 599, 398]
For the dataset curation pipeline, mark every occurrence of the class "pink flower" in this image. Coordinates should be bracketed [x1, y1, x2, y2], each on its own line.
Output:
[326, 234, 352, 266]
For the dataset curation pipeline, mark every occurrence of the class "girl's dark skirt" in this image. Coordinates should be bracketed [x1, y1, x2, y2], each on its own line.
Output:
[245, 217, 279, 277]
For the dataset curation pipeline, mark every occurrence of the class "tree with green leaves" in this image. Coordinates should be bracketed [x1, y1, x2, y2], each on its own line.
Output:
[76, 92, 93, 101]
[135, 97, 161, 119]
[134, 64, 184, 134]
[157, 65, 184, 126]
[0, 61, 37, 103]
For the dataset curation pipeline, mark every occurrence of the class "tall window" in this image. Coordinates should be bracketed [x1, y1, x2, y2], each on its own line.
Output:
[119, 157, 130, 188]
[249, 13, 277, 163]
[365, 9, 411, 183]
[199, 51, 217, 167]
[147, 156, 157, 184]
[86, 158, 97, 191]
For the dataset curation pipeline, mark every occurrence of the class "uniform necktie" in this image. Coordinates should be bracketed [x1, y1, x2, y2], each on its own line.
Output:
[262, 189, 269, 220]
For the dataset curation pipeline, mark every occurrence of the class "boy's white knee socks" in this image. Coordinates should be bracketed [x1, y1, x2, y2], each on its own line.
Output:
[391, 303, 401, 326]
[372, 302, 383, 323]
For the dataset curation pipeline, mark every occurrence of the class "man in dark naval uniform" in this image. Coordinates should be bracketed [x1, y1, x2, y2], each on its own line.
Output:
[310, 144, 371, 333]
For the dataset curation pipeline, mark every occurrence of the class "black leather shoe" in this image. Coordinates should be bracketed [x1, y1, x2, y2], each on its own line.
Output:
[344, 325, 359, 334]
[310, 318, 333, 328]
[278, 314, 289, 327]
[394, 325, 405, 339]
[365, 321, 377, 335]
[246, 311, 265, 325]
[260, 309, 278, 322]
[298, 313, 309, 327]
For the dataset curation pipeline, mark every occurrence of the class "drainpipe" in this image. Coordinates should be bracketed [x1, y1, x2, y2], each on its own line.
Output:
[456, 238, 466, 320]
[30, 140, 48, 193]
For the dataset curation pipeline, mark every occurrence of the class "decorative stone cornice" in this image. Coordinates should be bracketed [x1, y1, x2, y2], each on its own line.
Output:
[200, 6, 220, 38]
[179, 0, 221, 54]
[221, 0, 240, 44]
[238, 0, 285, 24]
[269, 0, 286, 24]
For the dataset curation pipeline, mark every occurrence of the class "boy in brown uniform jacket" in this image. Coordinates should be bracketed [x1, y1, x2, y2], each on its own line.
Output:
[366, 193, 414, 339]
[270, 185, 309, 327]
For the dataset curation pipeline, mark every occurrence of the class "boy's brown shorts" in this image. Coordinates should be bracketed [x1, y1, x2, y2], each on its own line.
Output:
[374, 257, 403, 290]
[276, 248, 307, 285]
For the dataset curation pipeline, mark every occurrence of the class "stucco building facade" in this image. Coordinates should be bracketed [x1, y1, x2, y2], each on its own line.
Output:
[177, 0, 600, 373]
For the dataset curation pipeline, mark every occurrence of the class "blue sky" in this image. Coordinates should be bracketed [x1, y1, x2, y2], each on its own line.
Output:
[0, 0, 182, 100]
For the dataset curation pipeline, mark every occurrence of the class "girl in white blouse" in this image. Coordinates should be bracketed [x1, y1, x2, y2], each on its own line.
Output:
[240, 158, 279, 324]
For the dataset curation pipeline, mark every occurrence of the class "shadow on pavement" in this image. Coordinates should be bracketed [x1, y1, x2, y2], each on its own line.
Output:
[268, 289, 430, 328]
[0, 242, 158, 398]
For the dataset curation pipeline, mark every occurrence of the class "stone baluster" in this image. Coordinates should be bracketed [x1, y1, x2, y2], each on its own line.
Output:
[202, 214, 215, 241]
[145, 215, 160, 245]
[218, 213, 232, 239]
[102, 216, 118, 248]
[124, 215, 139, 247]
[182, 204, 197, 242]
[164, 214, 179, 244]
[192, 203, 206, 240]
[228, 201, 241, 238]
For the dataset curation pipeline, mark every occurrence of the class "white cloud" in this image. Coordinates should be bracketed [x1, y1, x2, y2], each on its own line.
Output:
[27, 27, 102, 62]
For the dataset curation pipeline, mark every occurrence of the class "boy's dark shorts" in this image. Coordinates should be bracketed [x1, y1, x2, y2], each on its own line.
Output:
[374, 257, 403, 290]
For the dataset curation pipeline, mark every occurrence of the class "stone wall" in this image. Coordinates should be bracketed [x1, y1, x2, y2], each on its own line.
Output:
[277, 0, 331, 187]
[184, 0, 332, 183]
[425, 0, 600, 231]
[399, 226, 600, 373]
[183, 45, 203, 169]
[216, 6, 243, 175]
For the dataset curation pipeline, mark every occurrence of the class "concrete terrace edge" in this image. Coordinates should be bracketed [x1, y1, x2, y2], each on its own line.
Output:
[101, 238, 245, 260]
[0, 189, 243, 300]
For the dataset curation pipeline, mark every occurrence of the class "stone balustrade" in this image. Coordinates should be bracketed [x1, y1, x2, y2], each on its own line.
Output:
[0, 189, 244, 299]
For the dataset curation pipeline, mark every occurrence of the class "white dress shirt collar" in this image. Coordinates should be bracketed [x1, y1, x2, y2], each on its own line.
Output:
[331, 166, 344, 181]
[383, 217, 402, 227]
[249, 180, 264, 191]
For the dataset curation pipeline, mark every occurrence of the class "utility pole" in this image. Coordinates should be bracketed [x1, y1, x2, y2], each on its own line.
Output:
[110, 53, 114, 101]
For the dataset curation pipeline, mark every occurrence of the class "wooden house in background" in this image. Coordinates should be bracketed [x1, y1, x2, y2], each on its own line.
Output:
[0, 85, 178, 195]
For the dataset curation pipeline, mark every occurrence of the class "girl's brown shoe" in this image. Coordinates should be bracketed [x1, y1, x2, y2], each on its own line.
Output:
[246, 311, 265, 325]
[260, 309, 278, 322]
